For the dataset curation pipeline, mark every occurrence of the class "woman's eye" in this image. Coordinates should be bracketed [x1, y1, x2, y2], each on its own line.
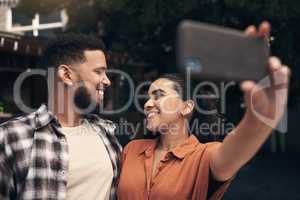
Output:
[154, 92, 163, 100]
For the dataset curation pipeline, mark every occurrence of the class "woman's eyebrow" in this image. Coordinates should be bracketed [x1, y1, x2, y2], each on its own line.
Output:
[151, 89, 166, 95]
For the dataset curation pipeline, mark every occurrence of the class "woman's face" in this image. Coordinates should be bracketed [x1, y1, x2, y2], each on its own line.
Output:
[144, 78, 185, 133]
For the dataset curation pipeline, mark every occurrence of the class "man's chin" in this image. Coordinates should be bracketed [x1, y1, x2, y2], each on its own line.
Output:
[90, 102, 105, 115]
[73, 86, 105, 115]
[73, 99, 101, 115]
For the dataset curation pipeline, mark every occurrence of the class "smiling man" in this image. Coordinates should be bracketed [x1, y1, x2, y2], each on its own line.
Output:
[0, 34, 122, 200]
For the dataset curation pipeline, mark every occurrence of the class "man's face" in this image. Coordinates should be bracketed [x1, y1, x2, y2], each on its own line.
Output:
[72, 50, 111, 112]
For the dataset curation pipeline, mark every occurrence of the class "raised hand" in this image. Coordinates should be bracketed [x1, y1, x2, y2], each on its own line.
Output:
[241, 22, 290, 129]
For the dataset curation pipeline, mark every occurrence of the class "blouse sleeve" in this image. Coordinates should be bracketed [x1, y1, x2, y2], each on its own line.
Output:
[207, 142, 234, 200]
[192, 142, 234, 200]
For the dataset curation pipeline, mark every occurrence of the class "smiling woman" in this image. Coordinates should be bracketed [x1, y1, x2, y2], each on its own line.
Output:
[117, 22, 291, 200]
[117, 74, 232, 200]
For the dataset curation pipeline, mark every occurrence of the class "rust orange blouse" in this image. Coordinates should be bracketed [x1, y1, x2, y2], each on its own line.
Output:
[117, 135, 232, 200]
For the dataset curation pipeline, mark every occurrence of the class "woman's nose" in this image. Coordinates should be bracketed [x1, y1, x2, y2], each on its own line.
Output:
[144, 98, 155, 111]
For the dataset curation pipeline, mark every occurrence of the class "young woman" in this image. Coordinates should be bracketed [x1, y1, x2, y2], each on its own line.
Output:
[117, 22, 290, 200]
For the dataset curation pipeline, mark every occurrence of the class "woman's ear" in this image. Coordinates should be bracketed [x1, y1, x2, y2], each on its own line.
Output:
[181, 100, 195, 117]
[57, 65, 74, 86]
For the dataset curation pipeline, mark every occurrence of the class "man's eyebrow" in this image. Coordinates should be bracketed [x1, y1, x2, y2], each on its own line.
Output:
[93, 66, 107, 71]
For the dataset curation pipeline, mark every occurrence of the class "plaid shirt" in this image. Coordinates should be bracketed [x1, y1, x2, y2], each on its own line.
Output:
[0, 105, 122, 200]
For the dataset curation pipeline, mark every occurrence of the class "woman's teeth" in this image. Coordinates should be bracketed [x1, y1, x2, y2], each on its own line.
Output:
[97, 90, 104, 96]
[147, 112, 159, 118]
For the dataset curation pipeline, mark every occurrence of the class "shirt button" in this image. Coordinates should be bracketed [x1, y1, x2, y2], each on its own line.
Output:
[59, 170, 66, 178]
[145, 149, 152, 157]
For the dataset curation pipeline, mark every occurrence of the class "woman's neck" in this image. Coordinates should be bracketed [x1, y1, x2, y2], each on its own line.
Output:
[158, 120, 190, 151]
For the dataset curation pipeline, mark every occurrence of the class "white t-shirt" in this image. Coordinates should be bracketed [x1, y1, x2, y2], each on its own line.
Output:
[61, 119, 113, 200]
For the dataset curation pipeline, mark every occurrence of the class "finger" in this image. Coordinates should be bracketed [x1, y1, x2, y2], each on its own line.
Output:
[240, 81, 256, 94]
[271, 66, 290, 113]
[272, 65, 291, 87]
[240, 81, 256, 107]
[268, 56, 282, 73]
[281, 65, 291, 77]
[267, 56, 282, 87]
[258, 21, 271, 40]
[245, 25, 257, 36]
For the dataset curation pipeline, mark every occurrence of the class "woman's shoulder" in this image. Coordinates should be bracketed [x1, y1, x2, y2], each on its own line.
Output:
[194, 140, 222, 155]
[205, 141, 222, 148]
[123, 139, 156, 154]
[125, 138, 156, 147]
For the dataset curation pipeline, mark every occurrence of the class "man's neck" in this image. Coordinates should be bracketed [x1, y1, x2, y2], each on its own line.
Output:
[56, 111, 82, 127]
[49, 90, 82, 127]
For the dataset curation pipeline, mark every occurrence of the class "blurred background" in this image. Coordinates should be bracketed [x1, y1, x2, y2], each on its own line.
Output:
[0, 0, 299, 199]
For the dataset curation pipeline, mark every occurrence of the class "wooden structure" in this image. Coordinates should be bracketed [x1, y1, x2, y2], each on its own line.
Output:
[0, 31, 44, 122]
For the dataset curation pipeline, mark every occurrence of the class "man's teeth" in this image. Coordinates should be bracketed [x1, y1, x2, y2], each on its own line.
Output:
[98, 90, 104, 96]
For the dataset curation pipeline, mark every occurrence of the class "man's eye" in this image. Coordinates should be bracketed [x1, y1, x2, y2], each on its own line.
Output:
[95, 70, 103, 75]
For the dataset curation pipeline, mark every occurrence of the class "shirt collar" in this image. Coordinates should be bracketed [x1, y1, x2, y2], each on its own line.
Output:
[85, 114, 117, 134]
[139, 135, 200, 159]
[31, 104, 56, 130]
[31, 105, 117, 137]
[138, 139, 159, 157]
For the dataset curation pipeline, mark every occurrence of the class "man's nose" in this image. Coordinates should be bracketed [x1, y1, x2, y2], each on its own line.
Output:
[102, 73, 111, 87]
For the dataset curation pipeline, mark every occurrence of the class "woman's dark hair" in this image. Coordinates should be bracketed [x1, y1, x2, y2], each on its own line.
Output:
[159, 74, 189, 101]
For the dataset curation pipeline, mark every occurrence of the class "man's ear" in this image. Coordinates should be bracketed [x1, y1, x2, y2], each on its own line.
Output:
[57, 65, 74, 86]
[181, 100, 195, 117]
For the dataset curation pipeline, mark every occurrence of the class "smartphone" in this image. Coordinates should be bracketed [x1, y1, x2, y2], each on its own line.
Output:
[177, 20, 270, 81]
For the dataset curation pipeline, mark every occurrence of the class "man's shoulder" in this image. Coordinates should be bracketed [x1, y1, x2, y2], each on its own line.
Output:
[0, 112, 35, 134]
[0, 104, 53, 144]
[0, 112, 37, 157]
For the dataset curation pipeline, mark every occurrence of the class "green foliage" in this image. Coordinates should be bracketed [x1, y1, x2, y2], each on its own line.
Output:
[15, 0, 66, 17]
[16, 0, 300, 102]
[0, 101, 4, 113]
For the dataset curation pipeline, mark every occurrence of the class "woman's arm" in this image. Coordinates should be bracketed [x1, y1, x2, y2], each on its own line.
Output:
[209, 22, 291, 181]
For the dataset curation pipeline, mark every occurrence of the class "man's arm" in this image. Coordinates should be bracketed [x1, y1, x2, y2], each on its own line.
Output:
[209, 22, 291, 181]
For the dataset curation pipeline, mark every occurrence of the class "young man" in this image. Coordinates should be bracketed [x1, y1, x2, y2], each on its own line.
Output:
[0, 34, 122, 200]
